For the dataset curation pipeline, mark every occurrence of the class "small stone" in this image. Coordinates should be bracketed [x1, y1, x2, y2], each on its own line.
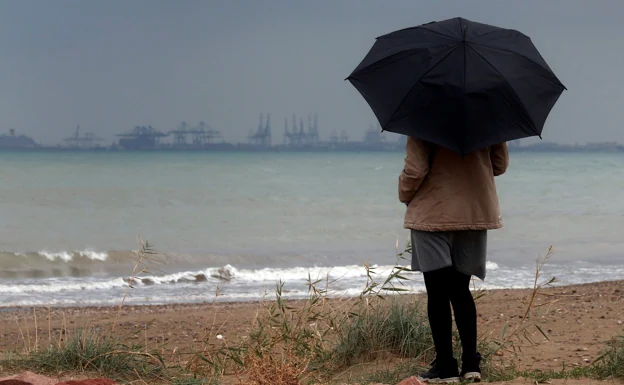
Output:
[56, 380, 117, 385]
[397, 377, 426, 385]
[617, 320, 623, 325]
[0, 372, 57, 385]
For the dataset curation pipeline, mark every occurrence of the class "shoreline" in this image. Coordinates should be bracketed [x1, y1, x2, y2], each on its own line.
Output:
[2, 275, 624, 310]
[0, 279, 623, 384]
[1, 280, 623, 368]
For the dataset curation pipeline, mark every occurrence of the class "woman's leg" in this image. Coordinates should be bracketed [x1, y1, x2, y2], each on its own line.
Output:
[423, 267, 454, 361]
[448, 269, 478, 363]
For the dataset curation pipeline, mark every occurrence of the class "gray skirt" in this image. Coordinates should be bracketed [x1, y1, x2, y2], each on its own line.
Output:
[410, 229, 488, 280]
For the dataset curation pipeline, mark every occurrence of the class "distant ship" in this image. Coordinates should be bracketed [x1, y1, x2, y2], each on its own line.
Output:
[0, 130, 38, 149]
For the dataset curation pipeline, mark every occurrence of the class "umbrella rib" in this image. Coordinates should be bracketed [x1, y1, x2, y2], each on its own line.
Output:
[383, 45, 460, 129]
[466, 44, 540, 136]
[431, 22, 459, 39]
[380, 25, 456, 40]
[467, 28, 523, 42]
[347, 39, 458, 79]
[347, 48, 429, 80]
[468, 42, 565, 88]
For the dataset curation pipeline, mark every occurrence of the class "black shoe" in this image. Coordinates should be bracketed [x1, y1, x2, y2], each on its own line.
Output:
[418, 358, 460, 383]
[461, 352, 482, 382]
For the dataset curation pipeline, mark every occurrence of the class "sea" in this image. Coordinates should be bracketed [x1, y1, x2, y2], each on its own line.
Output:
[1, 151, 623, 308]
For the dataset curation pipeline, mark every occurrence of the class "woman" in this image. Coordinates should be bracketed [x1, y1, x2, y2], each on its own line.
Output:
[398, 137, 509, 383]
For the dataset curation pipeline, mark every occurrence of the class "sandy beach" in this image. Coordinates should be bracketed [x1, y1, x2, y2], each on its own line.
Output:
[1, 279, 623, 384]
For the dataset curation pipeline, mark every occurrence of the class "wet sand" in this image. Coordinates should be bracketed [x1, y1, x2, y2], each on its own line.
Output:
[0, 280, 623, 384]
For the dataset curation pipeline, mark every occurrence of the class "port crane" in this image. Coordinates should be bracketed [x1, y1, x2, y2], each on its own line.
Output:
[363, 124, 384, 144]
[248, 113, 272, 147]
[63, 125, 103, 149]
[169, 121, 224, 146]
[282, 113, 319, 147]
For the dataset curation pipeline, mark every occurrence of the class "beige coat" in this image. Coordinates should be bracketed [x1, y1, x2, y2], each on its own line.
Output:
[398, 137, 509, 232]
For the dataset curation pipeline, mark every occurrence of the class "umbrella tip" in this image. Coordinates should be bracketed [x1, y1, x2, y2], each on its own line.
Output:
[538, 134, 543, 140]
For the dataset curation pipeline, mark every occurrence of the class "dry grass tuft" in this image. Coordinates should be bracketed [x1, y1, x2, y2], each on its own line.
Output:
[238, 347, 310, 385]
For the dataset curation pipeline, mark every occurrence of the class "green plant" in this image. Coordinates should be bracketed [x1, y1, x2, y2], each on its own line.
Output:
[171, 375, 219, 385]
[595, 335, 624, 379]
[331, 299, 432, 368]
[11, 327, 166, 381]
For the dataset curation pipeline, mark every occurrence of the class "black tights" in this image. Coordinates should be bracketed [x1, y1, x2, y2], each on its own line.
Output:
[423, 267, 477, 362]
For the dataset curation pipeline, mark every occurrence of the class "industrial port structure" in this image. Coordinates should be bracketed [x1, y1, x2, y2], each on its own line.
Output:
[3, 115, 624, 153]
[282, 114, 320, 148]
[63, 125, 105, 149]
[108, 113, 402, 151]
[114, 122, 228, 151]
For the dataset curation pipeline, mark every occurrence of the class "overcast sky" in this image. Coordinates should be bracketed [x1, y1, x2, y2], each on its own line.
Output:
[1, 0, 623, 145]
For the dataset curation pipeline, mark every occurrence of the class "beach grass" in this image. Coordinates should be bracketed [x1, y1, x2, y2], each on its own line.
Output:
[170, 375, 220, 385]
[4, 327, 167, 382]
[330, 298, 432, 368]
[595, 335, 624, 380]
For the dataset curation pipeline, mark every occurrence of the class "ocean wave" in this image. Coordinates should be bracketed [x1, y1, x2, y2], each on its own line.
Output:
[0, 263, 414, 295]
[128, 264, 407, 286]
[0, 250, 136, 279]
[0, 250, 330, 278]
[0, 277, 128, 294]
[1, 260, 624, 308]
[1, 249, 111, 263]
[0, 261, 505, 296]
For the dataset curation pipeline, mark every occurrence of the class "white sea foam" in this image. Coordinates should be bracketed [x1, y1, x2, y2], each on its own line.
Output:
[38, 251, 74, 262]
[0, 260, 501, 299]
[0, 277, 127, 294]
[79, 249, 109, 261]
[0, 264, 410, 295]
[127, 263, 408, 286]
[1, 259, 624, 308]
[36, 250, 109, 262]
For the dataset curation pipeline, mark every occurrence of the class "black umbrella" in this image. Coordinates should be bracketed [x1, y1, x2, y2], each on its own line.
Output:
[346, 17, 566, 155]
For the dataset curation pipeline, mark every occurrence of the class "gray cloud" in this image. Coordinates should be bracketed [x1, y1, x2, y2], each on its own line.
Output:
[1, 0, 622, 145]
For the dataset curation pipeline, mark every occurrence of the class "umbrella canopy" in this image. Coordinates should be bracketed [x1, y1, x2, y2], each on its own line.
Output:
[346, 17, 566, 155]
